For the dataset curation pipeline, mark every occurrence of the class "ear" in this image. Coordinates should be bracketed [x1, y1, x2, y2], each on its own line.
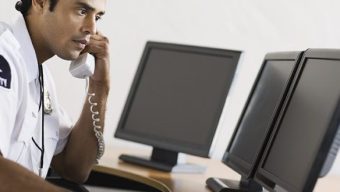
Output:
[31, 0, 48, 12]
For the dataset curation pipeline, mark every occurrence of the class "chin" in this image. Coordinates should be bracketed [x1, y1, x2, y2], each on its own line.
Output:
[58, 51, 81, 61]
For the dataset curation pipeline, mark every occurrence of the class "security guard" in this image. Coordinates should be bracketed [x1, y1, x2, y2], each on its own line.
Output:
[0, 0, 110, 191]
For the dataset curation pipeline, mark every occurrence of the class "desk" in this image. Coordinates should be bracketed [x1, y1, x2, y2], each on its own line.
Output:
[93, 145, 340, 192]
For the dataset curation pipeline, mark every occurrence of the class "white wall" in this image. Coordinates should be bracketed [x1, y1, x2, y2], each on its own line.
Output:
[1, 0, 339, 175]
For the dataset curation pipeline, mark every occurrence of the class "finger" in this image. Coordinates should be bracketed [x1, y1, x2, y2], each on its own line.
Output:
[95, 30, 105, 36]
[91, 33, 109, 43]
[80, 42, 103, 55]
[91, 36, 109, 44]
[88, 43, 108, 53]
[88, 38, 109, 50]
[88, 37, 109, 53]
[96, 30, 102, 35]
[86, 42, 109, 57]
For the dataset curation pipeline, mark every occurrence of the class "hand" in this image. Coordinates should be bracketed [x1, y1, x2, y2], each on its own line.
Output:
[83, 31, 110, 87]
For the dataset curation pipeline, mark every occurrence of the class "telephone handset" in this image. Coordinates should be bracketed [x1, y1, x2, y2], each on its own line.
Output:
[69, 53, 95, 79]
[69, 53, 105, 161]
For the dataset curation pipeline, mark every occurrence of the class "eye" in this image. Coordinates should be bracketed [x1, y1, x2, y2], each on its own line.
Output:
[95, 15, 102, 21]
[78, 8, 87, 16]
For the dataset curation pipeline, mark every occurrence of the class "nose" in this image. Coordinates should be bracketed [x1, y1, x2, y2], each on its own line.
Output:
[81, 16, 96, 35]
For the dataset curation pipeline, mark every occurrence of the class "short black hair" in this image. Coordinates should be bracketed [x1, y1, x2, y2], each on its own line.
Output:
[15, 0, 58, 16]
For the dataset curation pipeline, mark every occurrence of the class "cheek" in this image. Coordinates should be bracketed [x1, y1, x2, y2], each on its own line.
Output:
[50, 25, 72, 48]
[46, 31, 65, 52]
[44, 21, 66, 42]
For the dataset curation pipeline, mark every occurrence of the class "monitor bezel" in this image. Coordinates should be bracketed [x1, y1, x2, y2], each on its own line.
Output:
[114, 41, 242, 157]
[254, 49, 340, 192]
[223, 51, 303, 178]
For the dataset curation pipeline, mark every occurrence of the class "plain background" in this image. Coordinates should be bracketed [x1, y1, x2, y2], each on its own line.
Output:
[0, 0, 339, 175]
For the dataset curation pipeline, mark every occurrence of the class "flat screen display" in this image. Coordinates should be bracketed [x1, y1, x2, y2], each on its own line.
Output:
[225, 59, 296, 175]
[260, 58, 340, 191]
[115, 42, 241, 156]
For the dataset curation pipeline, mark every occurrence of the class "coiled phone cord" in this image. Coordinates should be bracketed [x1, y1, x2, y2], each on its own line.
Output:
[85, 78, 105, 162]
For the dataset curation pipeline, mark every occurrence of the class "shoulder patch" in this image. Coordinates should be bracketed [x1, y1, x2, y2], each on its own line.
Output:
[0, 55, 11, 89]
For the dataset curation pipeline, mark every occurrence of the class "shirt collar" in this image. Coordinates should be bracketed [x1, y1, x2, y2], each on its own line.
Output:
[11, 14, 39, 82]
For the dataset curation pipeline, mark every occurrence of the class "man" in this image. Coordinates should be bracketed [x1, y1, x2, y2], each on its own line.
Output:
[0, 0, 109, 191]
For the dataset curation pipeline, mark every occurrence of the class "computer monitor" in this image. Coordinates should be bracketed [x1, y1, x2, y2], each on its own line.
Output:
[206, 51, 303, 192]
[255, 49, 340, 192]
[114, 41, 241, 172]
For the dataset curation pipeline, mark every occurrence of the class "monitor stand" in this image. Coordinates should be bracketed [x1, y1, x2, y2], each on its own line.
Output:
[119, 147, 206, 173]
[206, 177, 262, 192]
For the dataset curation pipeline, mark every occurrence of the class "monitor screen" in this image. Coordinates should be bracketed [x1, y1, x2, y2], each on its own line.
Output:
[205, 52, 302, 192]
[115, 41, 241, 171]
[255, 49, 340, 192]
[223, 52, 302, 178]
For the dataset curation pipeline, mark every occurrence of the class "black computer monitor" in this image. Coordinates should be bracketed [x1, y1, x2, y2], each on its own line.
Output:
[114, 41, 241, 172]
[206, 52, 303, 192]
[255, 49, 340, 192]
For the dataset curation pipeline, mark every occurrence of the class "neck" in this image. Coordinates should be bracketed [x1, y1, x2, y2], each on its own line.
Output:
[24, 15, 54, 64]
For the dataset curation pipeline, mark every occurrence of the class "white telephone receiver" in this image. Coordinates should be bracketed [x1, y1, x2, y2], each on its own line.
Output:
[69, 53, 95, 79]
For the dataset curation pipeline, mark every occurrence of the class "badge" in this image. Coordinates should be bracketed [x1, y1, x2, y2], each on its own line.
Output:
[0, 55, 11, 89]
[44, 90, 53, 114]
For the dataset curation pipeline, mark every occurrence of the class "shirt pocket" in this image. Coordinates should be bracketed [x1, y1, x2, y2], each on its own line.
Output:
[41, 114, 60, 176]
[17, 100, 39, 143]
[29, 115, 60, 177]
[44, 114, 60, 149]
[10, 109, 37, 169]
[15, 101, 39, 172]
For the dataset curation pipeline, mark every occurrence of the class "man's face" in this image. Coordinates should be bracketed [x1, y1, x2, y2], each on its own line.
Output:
[40, 0, 106, 60]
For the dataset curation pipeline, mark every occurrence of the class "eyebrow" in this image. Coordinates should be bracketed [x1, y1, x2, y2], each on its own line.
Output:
[75, 2, 105, 16]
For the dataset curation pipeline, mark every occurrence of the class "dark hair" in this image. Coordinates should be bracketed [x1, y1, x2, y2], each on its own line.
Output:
[15, 0, 58, 16]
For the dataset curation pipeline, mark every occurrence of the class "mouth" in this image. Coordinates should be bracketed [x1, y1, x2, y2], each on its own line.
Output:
[73, 39, 89, 50]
